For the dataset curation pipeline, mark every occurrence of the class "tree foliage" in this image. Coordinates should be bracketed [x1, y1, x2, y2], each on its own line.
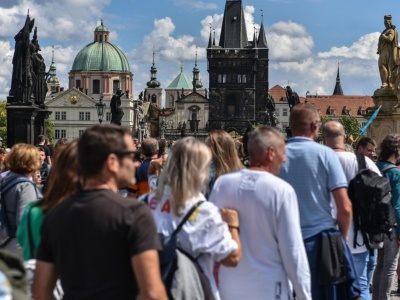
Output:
[337, 116, 361, 141]
[316, 115, 361, 145]
[0, 102, 6, 146]
[45, 118, 55, 142]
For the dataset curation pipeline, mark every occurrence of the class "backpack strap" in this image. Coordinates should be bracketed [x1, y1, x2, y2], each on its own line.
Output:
[380, 164, 397, 174]
[355, 153, 367, 172]
[171, 201, 205, 237]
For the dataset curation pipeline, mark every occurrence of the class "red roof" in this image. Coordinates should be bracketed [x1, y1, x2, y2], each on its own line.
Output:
[268, 84, 374, 117]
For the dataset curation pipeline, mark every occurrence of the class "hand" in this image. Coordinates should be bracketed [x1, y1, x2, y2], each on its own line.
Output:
[148, 158, 163, 176]
[220, 208, 239, 227]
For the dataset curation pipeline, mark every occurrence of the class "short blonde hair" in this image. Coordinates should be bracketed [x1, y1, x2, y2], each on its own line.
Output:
[7, 144, 40, 174]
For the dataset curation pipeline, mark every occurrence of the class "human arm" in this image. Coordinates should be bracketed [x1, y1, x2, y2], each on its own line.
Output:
[131, 250, 167, 300]
[32, 260, 58, 300]
[332, 187, 352, 240]
[278, 187, 312, 300]
[219, 207, 242, 267]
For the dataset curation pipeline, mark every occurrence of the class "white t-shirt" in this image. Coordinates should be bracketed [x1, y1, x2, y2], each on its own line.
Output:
[147, 187, 237, 300]
[331, 152, 381, 254]
[210, 169, 311, 300]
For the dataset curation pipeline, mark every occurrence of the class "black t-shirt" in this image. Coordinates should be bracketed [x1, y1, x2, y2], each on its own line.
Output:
[37, 189, 161, 300]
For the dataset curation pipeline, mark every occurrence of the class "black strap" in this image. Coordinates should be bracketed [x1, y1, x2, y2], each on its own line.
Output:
[352, 154, 367, 250]
[355, 153, 366, 171]
[27, 204, 35, 259]
[171, 201, 204, 237]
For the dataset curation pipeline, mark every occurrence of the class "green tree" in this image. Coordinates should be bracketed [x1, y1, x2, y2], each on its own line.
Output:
[316, 115, 332, 143]
[0, 102, 7, 146]
[45, 118, 55, 143]
[337, 115, 361, 143]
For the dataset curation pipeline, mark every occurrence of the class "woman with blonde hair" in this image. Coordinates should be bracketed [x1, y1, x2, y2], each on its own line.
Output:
[147, 137, 241, 300]
[0, 144, 41, 257]
[205, 130, 244, 198]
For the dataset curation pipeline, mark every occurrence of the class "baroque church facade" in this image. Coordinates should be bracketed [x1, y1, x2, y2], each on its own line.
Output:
[45, 21, 134, 141]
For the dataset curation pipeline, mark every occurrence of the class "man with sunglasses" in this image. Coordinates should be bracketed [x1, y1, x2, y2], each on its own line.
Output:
[279, 103, 355, 299]
[33, 125, 167, 300]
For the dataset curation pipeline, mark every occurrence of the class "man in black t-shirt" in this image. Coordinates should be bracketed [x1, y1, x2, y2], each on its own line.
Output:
[33, 125, 167, 300]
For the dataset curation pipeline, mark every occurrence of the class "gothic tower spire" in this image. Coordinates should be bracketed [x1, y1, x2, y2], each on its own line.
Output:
[332, 63, 344, 95]
[257, 9, 268, 48]
[208, 24, 212, 48]
[219, 0, 248, 48]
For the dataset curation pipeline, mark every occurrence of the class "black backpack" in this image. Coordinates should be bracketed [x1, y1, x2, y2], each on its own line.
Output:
[0, 177, 36, 248]
[348, 154, 397, 250]
[158, 200, 214, 300]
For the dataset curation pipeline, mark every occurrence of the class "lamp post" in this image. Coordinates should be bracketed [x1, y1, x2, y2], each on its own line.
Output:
[95, 98, 106, 124]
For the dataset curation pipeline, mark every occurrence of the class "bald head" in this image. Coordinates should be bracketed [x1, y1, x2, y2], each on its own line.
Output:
[322, 121, 345, 148]
[289, 103, 320, 137]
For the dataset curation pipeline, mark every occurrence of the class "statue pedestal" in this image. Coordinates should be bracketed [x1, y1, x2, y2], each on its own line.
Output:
[6, 105, 39, 147]
[6, 103, 52, 147]
[368, 88, 400, 146]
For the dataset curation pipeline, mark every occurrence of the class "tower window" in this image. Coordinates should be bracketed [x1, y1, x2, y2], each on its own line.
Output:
[237, 75, 241, 83]
[169, 95, 174, 108]
[151, 94, 157, 103]
[75, 80, 81, 89]
[92, 80, 100, 94]
[222, 74, 226, 83]
[242, 74, 247, 83]
[113, 80, 120, 94]
[218, 74, 222, 83]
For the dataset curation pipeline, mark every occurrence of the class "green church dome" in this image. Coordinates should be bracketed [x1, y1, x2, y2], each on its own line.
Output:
[70, 20, 130, 72]
[47, 76, 59, 84]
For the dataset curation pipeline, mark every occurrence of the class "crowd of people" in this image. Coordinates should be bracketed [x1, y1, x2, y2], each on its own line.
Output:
[2, 103, 400, 299]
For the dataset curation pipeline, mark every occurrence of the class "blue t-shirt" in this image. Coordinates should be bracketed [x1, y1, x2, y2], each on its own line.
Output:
[279, 137, 347, 239]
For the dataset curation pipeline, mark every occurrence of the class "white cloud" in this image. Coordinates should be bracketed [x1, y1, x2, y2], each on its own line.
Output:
[318, 32, 379, 60]
[267, 21, 314, 61]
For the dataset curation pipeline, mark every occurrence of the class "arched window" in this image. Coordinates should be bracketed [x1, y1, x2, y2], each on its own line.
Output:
[237, 75, 241, 83]
[242, 74, 247, 83]
[151, 94, 157, 103]
[75, 79, 81, 89]
[169, 95, 174, 108]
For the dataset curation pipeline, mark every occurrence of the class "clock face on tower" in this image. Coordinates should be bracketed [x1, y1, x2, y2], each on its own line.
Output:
[70, 96, 77, 104]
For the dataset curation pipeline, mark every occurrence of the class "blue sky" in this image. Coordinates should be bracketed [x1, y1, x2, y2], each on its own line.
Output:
[1, 0, 400, 103]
